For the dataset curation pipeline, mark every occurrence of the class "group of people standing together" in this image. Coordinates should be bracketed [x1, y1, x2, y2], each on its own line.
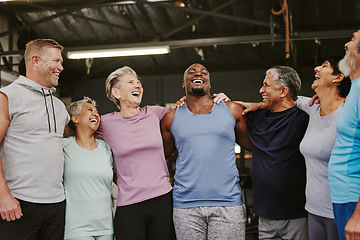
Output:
[1, 29, 360, 240]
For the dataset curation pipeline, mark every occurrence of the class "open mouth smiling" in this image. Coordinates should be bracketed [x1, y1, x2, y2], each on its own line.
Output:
[192, 79, 204, 84]
[90, 117, 98, 124]
[132, 90, 141, 96]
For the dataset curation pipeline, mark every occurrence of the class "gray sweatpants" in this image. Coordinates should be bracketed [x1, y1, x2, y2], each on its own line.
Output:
[258, 216, 309, 240]
[173, 204, 246, 240]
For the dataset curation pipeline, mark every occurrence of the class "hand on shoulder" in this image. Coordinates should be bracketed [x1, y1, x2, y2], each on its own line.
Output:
[234, 101, 265, 115]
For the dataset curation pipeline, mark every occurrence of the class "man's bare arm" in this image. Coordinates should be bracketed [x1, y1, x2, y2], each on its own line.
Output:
[0, 93, 23, 221]
[227, 101, 252, 151]
[160, 110, 176, 159]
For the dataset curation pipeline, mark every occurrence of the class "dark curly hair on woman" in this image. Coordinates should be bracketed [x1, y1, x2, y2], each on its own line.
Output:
[326, 54, 351, 98]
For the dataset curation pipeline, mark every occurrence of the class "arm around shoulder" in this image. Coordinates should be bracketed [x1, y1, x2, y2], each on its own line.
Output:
[160, 109, 176, 159]
[234, 100, 265, 115]
[296, 96, 312, 112]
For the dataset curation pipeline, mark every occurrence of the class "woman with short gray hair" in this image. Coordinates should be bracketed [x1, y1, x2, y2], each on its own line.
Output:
[63, 97, 114, 240]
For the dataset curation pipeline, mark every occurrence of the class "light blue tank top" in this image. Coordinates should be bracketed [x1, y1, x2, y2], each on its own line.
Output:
[171, 101, 242, 208]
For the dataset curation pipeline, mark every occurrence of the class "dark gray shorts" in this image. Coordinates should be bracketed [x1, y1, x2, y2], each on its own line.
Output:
[258, 216, 309, 240]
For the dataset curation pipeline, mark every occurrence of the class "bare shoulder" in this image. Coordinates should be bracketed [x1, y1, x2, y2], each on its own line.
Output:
[0, 92, 10, 138]
[0, 91, 8, 101]
[226, 101, 244, 113]
[164, 108, 176, 118]
[0, 92, 9, 115]
[226, 101, 246, 121]
[161, 108, 176, 126]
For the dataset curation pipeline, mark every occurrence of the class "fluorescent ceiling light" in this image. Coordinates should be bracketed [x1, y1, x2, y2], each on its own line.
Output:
[67, 46, 170, 59]
[113, 0, 170, 4]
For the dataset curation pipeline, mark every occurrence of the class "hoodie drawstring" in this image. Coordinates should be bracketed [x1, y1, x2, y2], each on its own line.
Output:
[41, 88, 57, 133]
[49, 91, 57, 133]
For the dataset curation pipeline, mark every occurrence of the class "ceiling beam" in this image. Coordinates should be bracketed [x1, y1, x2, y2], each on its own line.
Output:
[68, 29, 356, 50]
[0, 29, 355, 57]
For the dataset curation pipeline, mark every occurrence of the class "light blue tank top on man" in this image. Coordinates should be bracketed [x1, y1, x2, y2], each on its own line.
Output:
[171, 101, 242, 208]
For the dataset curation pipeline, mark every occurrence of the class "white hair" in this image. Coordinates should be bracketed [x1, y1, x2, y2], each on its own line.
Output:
[68, 96, 96, 117]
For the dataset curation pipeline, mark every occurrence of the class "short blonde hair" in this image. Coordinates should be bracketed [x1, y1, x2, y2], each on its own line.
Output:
[24, 39, 63, 64]
[105, 66, 139, 109]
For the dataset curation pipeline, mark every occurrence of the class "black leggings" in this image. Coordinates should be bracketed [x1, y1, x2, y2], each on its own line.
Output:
[114, 191, 175, 240]
[308, 212, 339, 240]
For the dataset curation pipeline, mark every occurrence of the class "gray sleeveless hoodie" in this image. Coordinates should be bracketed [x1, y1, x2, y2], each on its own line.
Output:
[0, 76, 69, 203]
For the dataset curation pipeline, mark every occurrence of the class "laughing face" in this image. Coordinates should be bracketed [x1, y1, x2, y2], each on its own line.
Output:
[259, 72, 283, 112]
[312, 60, 336, 92]
[38, 47, 64, 88]
[76, 102, 100, 132]
[114, 74, 143, 107]
[182, 63, 211, 96]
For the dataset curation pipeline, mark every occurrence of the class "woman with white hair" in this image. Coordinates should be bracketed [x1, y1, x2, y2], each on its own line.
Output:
[63, 97, 114, 240]
[96, 66, 174, 240]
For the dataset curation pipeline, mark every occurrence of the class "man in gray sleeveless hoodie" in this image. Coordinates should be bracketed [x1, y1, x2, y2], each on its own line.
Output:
[0, 39, 70, 240]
